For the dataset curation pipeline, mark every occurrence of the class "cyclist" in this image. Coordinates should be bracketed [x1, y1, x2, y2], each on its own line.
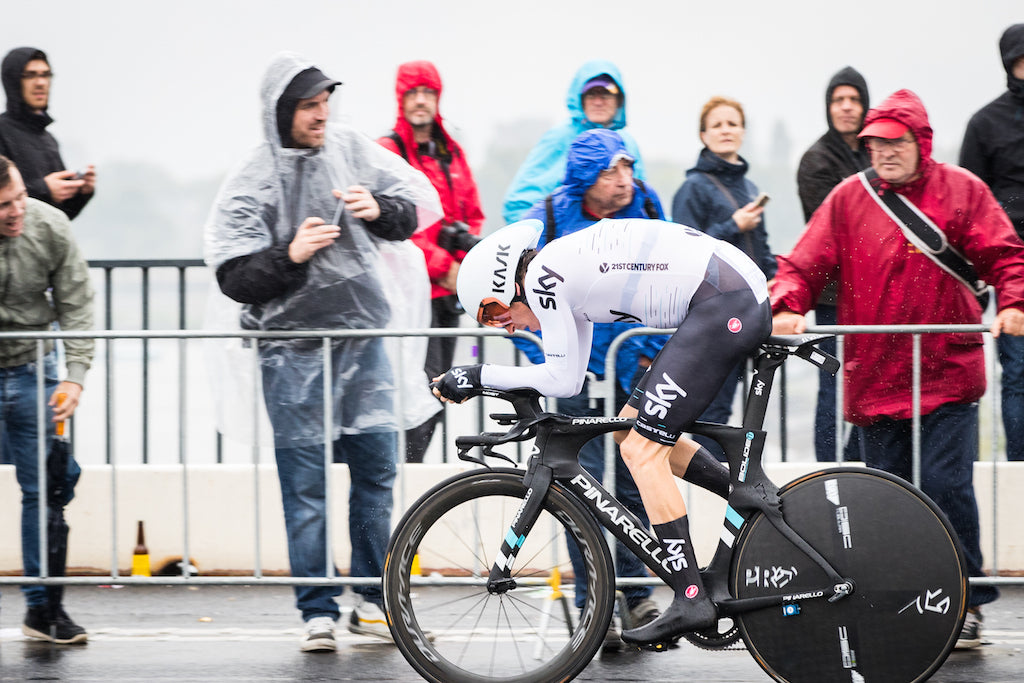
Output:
[432, 217, 772, 645]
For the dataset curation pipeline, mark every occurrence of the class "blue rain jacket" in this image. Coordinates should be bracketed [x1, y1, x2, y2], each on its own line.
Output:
[514, 129, 666, 394]
[502, 60, 645, 223]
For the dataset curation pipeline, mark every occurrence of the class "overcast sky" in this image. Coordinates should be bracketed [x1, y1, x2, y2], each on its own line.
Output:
[1, 1, 1020, 184]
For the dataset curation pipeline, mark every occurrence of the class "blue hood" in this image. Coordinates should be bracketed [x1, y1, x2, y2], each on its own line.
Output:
[565, 59, 629, 130]
[563, 129, 632, 197]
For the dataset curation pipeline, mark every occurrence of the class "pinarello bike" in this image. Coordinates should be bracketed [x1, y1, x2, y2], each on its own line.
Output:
[383, 334, 967, 682]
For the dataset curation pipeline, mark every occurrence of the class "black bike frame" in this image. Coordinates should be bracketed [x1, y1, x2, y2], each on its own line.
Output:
[483, 336, 854, 616]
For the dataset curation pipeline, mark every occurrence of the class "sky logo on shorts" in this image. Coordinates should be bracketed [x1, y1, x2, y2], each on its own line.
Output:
[644, 372, 686, 420]
[727, 317, 743, 333]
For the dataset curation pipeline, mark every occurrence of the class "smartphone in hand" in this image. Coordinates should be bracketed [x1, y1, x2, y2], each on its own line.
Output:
[753, 192, 771, 208]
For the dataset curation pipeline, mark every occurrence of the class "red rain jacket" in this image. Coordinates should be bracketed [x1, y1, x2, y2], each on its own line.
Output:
[378, 61, 484, 299]
[772, 89, 1024, 425]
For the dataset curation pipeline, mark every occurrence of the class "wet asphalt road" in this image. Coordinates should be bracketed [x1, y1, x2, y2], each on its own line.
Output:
[1, 584, 1022, 682]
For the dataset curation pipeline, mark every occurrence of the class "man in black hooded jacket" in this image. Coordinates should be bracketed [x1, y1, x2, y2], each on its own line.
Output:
[961, 24, 1024, 462]
[0, 47, 95, 220]
[796, 66, 870, 462]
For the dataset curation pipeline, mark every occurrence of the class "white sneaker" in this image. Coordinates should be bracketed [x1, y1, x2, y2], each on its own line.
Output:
[347, 600, 393, 642]
[301, 616, 337, 652]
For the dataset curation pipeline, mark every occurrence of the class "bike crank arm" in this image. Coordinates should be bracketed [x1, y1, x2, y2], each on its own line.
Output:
[715, 580, 852, 617]
[485, 465, 554, 593]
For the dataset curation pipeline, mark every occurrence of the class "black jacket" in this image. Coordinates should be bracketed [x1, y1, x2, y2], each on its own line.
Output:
[0, 47, 92, 220]
[796, 66, 871, 222]
[960, 24, 1024, 239]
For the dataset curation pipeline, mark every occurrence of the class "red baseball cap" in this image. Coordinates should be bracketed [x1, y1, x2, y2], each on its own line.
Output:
[858, 118, 909, 139]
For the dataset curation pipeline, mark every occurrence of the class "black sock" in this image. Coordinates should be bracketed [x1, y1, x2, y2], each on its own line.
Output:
[653, 515, 705, 601]
[682, 446, 730, 499]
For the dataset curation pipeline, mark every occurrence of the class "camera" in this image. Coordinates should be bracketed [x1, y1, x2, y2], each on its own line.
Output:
[437, 221, 480, 256]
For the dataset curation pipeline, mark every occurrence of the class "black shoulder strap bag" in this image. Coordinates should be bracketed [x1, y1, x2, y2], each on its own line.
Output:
[858, 168, 990, 309]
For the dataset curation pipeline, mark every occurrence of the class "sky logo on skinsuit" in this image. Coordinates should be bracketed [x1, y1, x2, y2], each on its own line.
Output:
[532, 265, 564, 310]
[643, 372, 686, 420]
[728, 317, 742, 333]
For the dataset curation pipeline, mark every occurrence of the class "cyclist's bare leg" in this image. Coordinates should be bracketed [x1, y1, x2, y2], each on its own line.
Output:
[614, 421, 718, 645]
[618, 428, 686, 523]
[616, 405, 729, 498]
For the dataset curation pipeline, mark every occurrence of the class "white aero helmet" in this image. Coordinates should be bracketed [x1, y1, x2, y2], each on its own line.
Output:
[457, 219, 543, 326]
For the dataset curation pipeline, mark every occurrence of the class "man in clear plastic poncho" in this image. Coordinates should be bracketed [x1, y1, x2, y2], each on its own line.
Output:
[203, 52, 441, 652]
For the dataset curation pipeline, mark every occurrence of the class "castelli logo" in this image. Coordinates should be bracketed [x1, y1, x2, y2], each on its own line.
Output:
[685, 584, 700, 599]
[727, 317, 742, 334]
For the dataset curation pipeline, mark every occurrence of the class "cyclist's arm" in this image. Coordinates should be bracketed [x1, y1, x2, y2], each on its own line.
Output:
[482, 297, 591, 398]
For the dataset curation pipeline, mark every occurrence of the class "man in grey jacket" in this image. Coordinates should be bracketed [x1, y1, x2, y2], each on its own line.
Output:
[204, 53, 440, 653]
[0, 154, 94, 644]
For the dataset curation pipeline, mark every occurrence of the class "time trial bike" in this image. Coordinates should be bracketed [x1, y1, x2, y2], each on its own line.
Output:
[382, 334, 967, 683]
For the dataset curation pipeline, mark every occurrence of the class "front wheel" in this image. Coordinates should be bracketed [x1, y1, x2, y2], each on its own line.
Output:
[383, 468, 616, 683]
[731, 468, 967, 683]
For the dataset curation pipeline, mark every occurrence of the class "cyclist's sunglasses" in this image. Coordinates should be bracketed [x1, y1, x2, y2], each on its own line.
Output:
[476, 289, 526, 328]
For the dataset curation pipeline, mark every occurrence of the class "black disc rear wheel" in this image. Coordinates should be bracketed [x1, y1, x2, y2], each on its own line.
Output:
[731, 468, 966, 682]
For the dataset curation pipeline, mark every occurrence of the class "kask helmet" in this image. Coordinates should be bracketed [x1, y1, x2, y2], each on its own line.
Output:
[457, 219, 543, 326]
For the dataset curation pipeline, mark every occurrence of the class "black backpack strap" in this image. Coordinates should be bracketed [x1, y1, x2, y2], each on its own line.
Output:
[544, 196, 556, 245]
[386, 131, 408, 161]
[858, 169, 989, 306]
[634, 179, 659, 218]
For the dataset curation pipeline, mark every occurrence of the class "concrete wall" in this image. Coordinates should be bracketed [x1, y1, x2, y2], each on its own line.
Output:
[1, 462, 1021, 575]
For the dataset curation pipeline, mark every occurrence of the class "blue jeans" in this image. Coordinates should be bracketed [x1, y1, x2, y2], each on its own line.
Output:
[273, 433, 397, 621]
[852, 403, 999, 608]
[557, 381, 652, 610]
[260, 340, 397, 622]
[997, 333, 1024, 461]
[0, 352, 59, 607]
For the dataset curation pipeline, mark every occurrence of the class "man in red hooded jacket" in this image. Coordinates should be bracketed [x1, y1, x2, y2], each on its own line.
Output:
[772, 89, 1024, 649]
[378, 61, 485, 463]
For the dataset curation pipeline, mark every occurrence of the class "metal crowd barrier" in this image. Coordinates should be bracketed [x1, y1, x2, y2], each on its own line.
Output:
[604, 323, 1017, 586]
[1, 268, 1019, 587]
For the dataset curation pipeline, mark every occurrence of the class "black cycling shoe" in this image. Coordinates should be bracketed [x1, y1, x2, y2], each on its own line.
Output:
[621, 595, 717, 647]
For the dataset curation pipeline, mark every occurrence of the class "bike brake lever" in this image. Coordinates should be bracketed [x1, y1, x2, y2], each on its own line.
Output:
[481, 446, 517, 466]
[457, 448, 490, 467]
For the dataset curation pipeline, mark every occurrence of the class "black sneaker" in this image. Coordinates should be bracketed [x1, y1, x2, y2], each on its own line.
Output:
[601, 618, 624, 653]
[955, 608, 983, 649]
[22, 606, 88, 644]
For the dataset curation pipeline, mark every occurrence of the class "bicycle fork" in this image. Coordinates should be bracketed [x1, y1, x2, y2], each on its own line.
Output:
[486, 458, 555, 594]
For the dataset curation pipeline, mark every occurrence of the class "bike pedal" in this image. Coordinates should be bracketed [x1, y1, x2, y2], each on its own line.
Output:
[637, 638, 680, 653]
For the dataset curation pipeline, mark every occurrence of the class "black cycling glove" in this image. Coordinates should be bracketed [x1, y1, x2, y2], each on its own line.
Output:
[435, 364, 484, 403]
